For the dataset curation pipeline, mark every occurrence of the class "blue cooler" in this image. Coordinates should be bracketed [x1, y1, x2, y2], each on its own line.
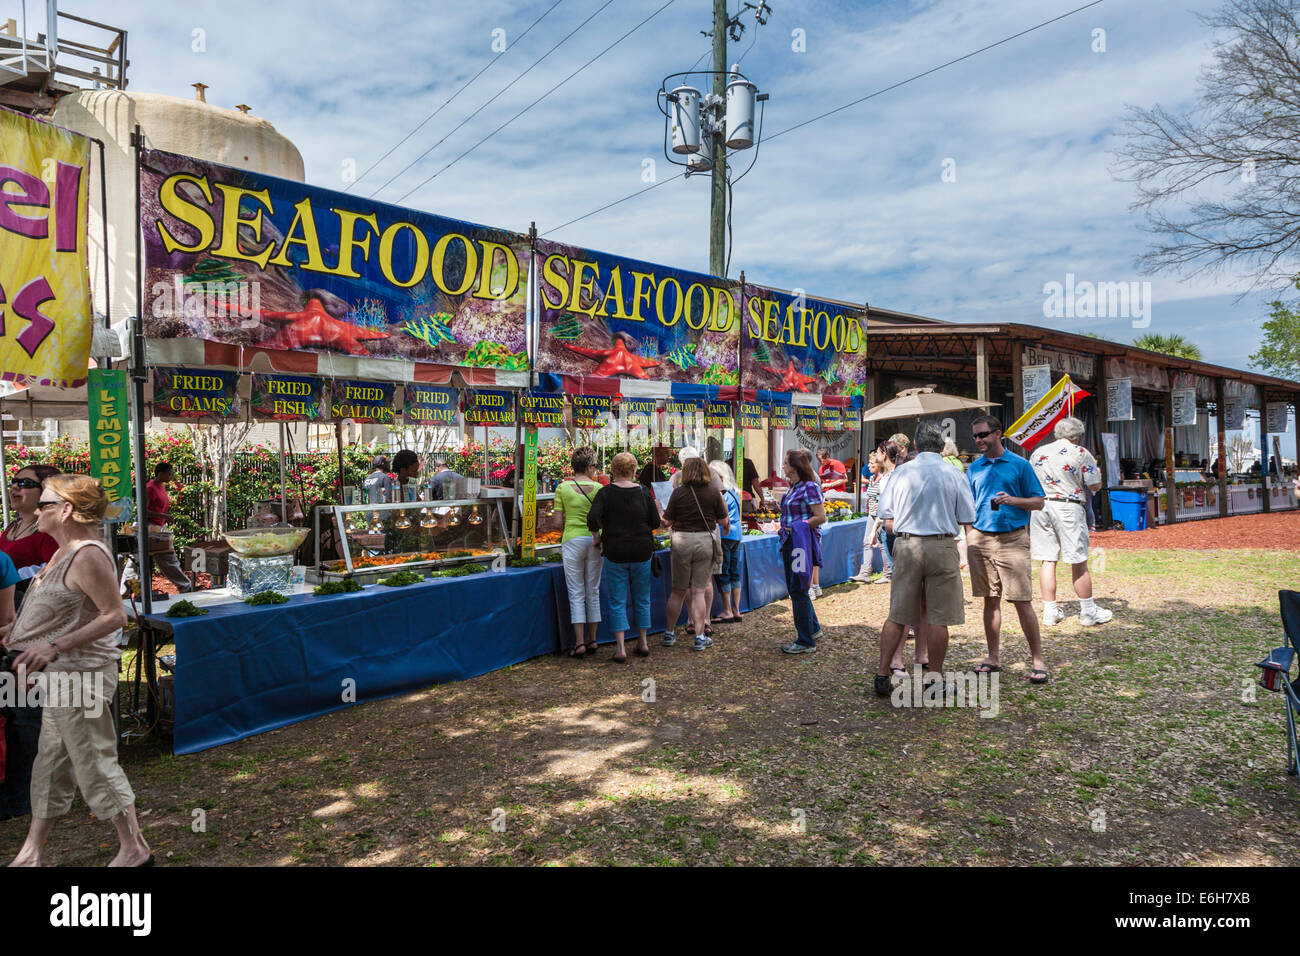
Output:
[1108, 489, 1147, 531]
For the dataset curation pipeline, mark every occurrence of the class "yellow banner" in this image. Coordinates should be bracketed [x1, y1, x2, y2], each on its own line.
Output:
[0, 109, 92, 387]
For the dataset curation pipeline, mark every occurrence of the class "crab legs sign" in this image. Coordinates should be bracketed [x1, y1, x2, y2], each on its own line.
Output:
[0, 109, 93, 388]
[139, 149, 529, 369]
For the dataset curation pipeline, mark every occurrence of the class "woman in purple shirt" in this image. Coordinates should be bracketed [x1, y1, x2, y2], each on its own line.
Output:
[778, 449, 827, 655]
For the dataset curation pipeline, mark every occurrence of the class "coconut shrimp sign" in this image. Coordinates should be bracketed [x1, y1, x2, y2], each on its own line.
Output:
[139, 149, 529, 369]
[0, 109, 93, 387]
[533, 239, 741, 385]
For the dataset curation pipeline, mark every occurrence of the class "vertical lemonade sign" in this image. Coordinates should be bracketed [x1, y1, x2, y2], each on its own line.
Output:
[88, 368, 131, 512]
[0, 109, 93, 386]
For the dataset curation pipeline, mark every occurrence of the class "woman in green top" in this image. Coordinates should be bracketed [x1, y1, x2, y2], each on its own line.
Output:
[552, 447, 605, 658]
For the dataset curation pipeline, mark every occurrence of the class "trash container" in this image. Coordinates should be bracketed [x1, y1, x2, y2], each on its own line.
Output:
[1107, 488, 1147, 531]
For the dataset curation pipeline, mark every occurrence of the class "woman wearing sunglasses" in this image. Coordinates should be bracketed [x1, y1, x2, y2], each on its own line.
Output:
[2, 466, 60, 586]
[0, 465, 58, 823]
[3, 475, 151, 867]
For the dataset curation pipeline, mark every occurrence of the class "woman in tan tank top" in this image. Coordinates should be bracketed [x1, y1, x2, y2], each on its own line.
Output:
[3, 475, 151, 867]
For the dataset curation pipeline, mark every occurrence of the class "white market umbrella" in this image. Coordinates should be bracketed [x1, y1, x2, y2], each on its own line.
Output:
[862, 386, 999, 423]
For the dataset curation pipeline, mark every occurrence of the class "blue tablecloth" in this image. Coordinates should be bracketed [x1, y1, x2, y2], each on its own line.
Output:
[165, 565, 559, 754]
[164, 518, 868, 753]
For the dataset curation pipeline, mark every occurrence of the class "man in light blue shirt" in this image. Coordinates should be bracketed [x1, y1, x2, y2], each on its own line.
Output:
[873, 424, 976, 696]
[966, 415, 1048, 683]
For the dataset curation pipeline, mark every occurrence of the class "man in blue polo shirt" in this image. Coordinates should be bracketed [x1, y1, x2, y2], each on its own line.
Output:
[967, 415, 1049, 683]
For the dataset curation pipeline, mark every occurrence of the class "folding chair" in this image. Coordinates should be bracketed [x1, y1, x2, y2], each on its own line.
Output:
[1256, 590, 1300, 776]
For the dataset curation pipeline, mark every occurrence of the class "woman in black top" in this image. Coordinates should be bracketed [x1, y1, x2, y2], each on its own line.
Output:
[588, 452, 662, 662]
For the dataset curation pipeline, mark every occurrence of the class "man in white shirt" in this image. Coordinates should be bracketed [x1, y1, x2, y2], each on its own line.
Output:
[873, 423, 977, 697]
[1029, 417, 1113, 626]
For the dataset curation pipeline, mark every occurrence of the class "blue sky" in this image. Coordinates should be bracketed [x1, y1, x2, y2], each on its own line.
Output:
[68, 0, 1297, 440]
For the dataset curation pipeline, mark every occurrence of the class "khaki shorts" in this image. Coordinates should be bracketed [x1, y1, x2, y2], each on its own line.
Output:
[30, 663, 135, 820]
[671, 531, 715, 590]
[1030, 500, 1090, 564]
[887, 534, 965, 627]
[967, 526, 1033, 603]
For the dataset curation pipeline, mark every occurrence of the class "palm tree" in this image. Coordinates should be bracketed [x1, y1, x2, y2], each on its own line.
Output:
[1132, 333, 1202, 360]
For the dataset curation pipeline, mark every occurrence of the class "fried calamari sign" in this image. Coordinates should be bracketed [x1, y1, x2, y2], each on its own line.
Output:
[533, 238, 740, 384]
[139, 149, 528, 368]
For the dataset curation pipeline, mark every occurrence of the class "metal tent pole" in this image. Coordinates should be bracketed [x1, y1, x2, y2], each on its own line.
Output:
[279, 421, 288, 522]
[131, 125, 152, 614]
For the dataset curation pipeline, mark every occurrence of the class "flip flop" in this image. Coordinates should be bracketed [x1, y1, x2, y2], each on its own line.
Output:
[890, 666, 908, 678]
[1029, 668, 1050, 684]
[612, 651, 628, 663]
[973, 662, 1001, 674]
[633, 646, 651, 657]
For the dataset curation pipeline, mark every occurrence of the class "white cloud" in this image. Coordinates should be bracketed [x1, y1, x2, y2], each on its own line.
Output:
[66, 0, 1287, 371]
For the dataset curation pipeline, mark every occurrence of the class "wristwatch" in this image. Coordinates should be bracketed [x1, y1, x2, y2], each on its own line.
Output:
[46, 638, 60, 661]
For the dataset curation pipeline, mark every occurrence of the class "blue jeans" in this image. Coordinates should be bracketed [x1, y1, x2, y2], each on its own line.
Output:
[718, 538, 742, 592]
[781, 539, 821, 647]
[604, 558, 651, 633]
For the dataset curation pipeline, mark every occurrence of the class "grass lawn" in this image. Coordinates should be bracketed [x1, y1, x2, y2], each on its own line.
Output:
[3, 547, 1297, 866]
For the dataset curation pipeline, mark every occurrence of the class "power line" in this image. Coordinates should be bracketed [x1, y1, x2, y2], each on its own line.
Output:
[345, 0, 566, 193]
[765, 0, 1105, 143]
[372, 0, 621, 199]
[542, 171, 686, 235]
[542, 0, 1106, 236]
[396, 0, 678, 205]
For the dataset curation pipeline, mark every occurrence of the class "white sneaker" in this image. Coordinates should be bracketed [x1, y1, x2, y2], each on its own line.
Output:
[1080, 606, 1113, 626]
[1043, 606, 1066, 626]
[811, 585, 823, 599]
[850, 571, 873, 583]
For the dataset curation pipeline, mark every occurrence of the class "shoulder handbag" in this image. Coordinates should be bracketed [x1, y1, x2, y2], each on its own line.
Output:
[691, 487, 724, 565]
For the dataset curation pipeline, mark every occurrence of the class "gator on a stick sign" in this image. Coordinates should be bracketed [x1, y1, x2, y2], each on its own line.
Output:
[139, 148, 529, 369]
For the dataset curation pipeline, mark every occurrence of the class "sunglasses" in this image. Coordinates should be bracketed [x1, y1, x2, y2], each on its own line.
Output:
[9, 478, 41, 490]
[972, 431, 994, 440]
[35, 498, 63, 511]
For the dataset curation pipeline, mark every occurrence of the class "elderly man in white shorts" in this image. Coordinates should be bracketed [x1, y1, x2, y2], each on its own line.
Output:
[1029, 416, 1112, 626]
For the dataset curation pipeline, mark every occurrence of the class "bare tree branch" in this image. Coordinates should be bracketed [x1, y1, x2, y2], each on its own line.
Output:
[1112, 0, 1300, 289]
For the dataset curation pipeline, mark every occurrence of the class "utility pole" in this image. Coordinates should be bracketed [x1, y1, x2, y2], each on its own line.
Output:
[709, 0, 728, 279]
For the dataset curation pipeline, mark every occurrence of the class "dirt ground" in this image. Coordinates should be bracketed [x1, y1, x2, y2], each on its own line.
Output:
[1093, 509, 1300, 551]
[11, 533, 1300, 866]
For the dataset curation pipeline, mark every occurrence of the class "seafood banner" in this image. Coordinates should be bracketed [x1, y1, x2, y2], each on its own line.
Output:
[572, 394, 611, 429]
[740, 284, 867, 397]
[464, 388, 516, 426]
[739, 402, 764, 429]
[139, 148, 529, 369]
[153, 367, 241, 421]
[331, 379, 396, 423]
[518, 391, 565, 427]
[770, 403, 794, 429]
[820, 407, 842, 430]
[704, 401, 733, 428]
[250, 373, 329, 421]
[0, 109, 93, 388]
[403, 384, 458, 427]
[621, 398, 657, 430]
[533, 238, 741, 384]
